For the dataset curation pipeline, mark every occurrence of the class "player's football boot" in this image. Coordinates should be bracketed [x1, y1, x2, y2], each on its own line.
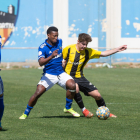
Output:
[64, 108, 80, 117]
[0, 125, 2, 130]
[82, 109, 93, 118]
[0, 122, 2, 130]
[19, 114, 28, 119]
[109, 113, 117, 118]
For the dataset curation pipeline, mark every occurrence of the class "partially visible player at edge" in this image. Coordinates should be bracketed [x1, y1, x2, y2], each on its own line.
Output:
[0, 35, 4, 130]
[62, 33, 127, 118]
[19, 26, 80, 119]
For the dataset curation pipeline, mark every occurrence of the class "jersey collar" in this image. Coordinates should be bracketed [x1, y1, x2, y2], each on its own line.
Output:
[45, 39, 59, 48]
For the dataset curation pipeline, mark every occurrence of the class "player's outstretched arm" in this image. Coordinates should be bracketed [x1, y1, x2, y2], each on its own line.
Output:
[100, 45, 127, 57]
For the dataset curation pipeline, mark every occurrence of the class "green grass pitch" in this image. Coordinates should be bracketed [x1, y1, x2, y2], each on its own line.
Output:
[0, 68, 140, 140]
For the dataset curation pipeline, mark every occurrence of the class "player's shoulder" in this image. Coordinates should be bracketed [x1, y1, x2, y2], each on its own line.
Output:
[58, 38, 62, 42]
[57, 38, 62, 46]
[86, 48, 96, 52]
[39, 42, 46, 49]
[86, 48, 94, 52]
[65, 44, 76, 49]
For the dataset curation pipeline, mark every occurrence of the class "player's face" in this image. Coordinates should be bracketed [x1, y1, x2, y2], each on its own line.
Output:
[78, 41, 88, 51]
[47, 31, 58, 44]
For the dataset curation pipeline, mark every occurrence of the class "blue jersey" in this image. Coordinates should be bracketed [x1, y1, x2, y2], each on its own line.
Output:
[38, 39, 64, 75]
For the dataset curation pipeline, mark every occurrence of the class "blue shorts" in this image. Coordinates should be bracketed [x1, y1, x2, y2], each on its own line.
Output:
[0, 77, 4, 95]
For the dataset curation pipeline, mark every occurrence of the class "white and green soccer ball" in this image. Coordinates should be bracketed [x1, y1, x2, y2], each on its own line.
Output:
[96, 106, 110, 120]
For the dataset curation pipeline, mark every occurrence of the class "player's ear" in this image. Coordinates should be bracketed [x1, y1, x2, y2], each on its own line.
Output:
[77, 40, 80, 44]
[47, 34, 50, 38]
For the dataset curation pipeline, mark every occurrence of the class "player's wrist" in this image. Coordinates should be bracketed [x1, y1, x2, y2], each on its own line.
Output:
[49, 54, 54, 59]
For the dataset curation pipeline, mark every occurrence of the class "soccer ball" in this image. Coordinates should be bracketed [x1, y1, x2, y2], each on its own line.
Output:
[96, 106, 110, 120]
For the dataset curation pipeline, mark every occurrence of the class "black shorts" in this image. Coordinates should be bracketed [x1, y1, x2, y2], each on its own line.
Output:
[73, 76, 97, 96]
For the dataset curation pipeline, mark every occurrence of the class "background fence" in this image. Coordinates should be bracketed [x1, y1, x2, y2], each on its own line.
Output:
[1, 0, 140, 63]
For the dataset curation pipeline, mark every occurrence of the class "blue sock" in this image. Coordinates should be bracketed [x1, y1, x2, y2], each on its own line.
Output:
[24, 104, 33, 116]
[0, 96, 4, 122]
[65, 98, 73, 109]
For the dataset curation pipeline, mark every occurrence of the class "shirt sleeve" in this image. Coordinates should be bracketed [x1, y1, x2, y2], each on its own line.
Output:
[62, 46, 69, 60]
[38, 47, 46, 60]
[89, 48, 101, 59]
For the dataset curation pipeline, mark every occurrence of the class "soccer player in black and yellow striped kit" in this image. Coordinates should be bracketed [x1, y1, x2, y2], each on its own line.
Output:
[63, 33, 127, 118]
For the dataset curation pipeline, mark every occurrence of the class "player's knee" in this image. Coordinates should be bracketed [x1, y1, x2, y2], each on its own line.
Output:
[94, 92, 102, 100]
[34, 90, 42, 98]
[95, 95, 102, 100]
[89, 90, 102, 100]
[76, 83, 79, 93]
[66, 79, 76, 92]
[34, 85, 46, 98]
[0, 93, 3, 97]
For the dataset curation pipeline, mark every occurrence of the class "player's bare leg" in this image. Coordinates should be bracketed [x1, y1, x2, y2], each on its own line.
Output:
[88, 90, 117, 118]
[73, 84, 93, 118]
[66, 79, 76, 99]
[19, 85, 46, 119]
[28, 85, 46, 107]
[64, 79, 80, 117]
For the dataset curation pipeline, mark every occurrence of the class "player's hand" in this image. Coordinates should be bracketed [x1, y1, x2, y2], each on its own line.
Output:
[118, 45, 127, 52]
[62, 59, 66, 68]
[51, 49, 59, 58]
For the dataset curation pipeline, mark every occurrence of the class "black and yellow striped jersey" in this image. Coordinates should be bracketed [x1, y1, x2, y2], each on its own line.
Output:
[63, 44, 101, 78]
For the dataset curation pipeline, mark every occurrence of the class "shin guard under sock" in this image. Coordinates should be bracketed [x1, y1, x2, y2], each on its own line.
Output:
[96, 97, 106, 107]
[74, 92, 85, 109]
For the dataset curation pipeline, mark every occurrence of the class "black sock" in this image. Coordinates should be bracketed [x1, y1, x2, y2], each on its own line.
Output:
[74, 92, 84, 109]
[96, 97, 106, 107]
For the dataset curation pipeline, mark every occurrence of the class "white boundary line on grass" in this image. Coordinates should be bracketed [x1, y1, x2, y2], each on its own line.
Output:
[4, 102, 139, 106]
[106, 103, 139, 104]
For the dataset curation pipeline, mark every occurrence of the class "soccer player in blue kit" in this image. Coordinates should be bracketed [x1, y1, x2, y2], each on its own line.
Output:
[19, 26, 80, 119]
[0, 35, 4, 130]
[0, 77, 4, 130]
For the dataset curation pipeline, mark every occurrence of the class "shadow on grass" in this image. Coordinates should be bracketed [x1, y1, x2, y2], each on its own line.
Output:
[40, 115, 97, 119]
[26, 115, 96, 119]
[21, 115, 85, 119]
[40, 115, 85, 119]
[0, 129, 8, 131]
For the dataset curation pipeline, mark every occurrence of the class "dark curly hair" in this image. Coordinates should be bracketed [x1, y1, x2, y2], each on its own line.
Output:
[47, 26, 58, 34]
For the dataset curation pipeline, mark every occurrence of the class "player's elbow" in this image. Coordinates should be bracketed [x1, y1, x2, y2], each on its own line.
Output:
[39, 63, 43, 67]
[38, 60, 43, 66]
[39, 62, 43, 67]
[100, 52, 108, 57]
[100, 54, 105, 57]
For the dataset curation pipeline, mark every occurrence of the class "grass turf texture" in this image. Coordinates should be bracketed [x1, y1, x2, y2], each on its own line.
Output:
[0, 68, 140, 140]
